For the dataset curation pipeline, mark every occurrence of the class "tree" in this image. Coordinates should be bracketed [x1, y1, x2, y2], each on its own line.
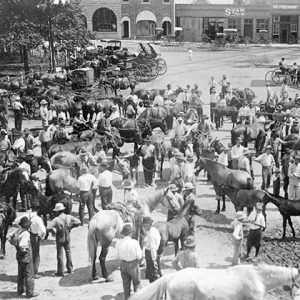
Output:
[0, 0, 44, 72]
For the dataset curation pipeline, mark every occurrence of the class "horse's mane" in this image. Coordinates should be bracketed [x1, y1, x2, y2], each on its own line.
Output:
[202, 158, 228, 170]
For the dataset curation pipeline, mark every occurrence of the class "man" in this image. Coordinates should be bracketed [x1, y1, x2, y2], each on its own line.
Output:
[174, 117, 188, 142]
[182, 182, 196, 233]
[170, 153, 185, 192]
[142, 216, 161, 283]
[238, 148, 251, 175]
[126, 99, 136, 119]
[38, 125, 51, 157]
[153, 90, 164, 107]
[23, 128, 35, 153]
[245, 203, 265, 261]
[141, 137, 156, 187]
[48, 117, 58, 138]
[40, 99, 49, 127]
[218, 147, 229, 167]
[231, 211, 246, 265]
[255, 145, 275, 190]
[13, 95, 24, 130]
[288, 154, 300, 200]
[47, 203, 80, 276]
[110, 105, 120, 121]
[208, 76, 218, 94]
[78, 168, 98, 224]
[209, 88, 219, 123]
[172, 235, 200, 270]
[97, 110, 112, 138]
[164, 84, 173, 98]
[279, 57, 290, 73]
[93, 143, 106, 164]
[0, 129, 11, 152]
[253, 110, 266, 126]
[183, 154, 196, 186]
[197, 115, 211, 136]
[238, 101, 250, 123]
[116, 224, 143, 300]
[12, 130, 25, 155]
[18, 155, 31, 212]
[167, 184, 184, 221]
[78, 147, 96, 170]
[231, 137, 244, 170]
[8, 216, 38, 298]
[73, 110, 87, 132]
[122, 179, 140, 207]
[281, 80, 289, 98]
[282, 148, 292, 199]
[98, 162, 113, 210]
[14, 205, 46, 278]
[53, 120, 71, 144]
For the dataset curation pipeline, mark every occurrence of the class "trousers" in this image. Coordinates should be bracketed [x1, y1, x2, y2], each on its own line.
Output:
[288, 179, 300, 200]
[56, 241, 73, 274]
[232, 239, 242, 266]
[17, 261, 34, 296]
[261, 166, 272, 190]
[120, 260, 141, 300]
[30, 234, 40, 275]
[79, 191, 94, 224]
[99, 186, 112, 210]
[14, 110, 23, 131]
[145, 249, 160, 283]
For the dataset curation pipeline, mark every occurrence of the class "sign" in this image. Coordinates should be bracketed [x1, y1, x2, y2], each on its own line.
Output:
[273, 5, 298, 9]
[225, 8, 245, 16]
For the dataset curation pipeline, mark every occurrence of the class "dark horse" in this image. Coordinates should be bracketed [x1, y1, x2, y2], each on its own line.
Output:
[264, 191, 300, 239]
[196, 158, 254, 213]
[139, 107, 168, 134]
[153, 199, 202, 275]
[231, 124, 266, 156]
[0, 202, 16, 258]
[0, 168, 28, 210]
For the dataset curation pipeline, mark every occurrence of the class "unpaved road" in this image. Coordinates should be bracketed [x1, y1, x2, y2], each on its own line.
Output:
[1, 44, 300, 300]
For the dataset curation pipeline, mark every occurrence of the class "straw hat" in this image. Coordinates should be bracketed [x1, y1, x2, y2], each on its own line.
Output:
[19, 216, 32, 228]
[265, 145, 272, 151]
[235, 211, 246, 221]
[182, 182, 194, 191]
[168, 184, 178, 192]
[184, 236, 196, 248]
[122, 179, 135, 189]
[40, 99, 48, 105]
[26, 150, 34, 156]
[53, 203, 65, 212]
[120, 224, 133, 236]
[0, 129, 7, 135]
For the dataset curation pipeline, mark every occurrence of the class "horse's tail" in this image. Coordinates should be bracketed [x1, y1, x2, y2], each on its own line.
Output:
[129, 274, 170, 300]
[87, 219, 98, 262]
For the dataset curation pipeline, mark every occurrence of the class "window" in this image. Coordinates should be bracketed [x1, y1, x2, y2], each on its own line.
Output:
[92, 8, 117, 32]
[175, 17, 181, 27]
[228, 18, 240, 29]
[244, 19, 253, 25]
[256, 19, 269, 32]
[273, 16, 280, 22]
[163, 0, 170, 2]
[142, 0, 150, 3]
[273, 23, 279, 35]
[291, 24, 297, 33]
[123, 0, 129, 2]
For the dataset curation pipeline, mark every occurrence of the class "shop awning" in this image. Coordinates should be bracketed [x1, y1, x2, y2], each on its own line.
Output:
[136, 10, 157, 23]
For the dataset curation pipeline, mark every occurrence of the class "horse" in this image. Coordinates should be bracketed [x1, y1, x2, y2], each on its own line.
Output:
[87, 188, 176, 281]
[0, 168, 28, 210]
[264, 191, 300, 239]
[231, 123, 266, 155]
[130, 264, 300, 300]
[216, 96, 240, 129]
[195, 158, 253, 213]
[0, 202, 16, 259]
[139, 108, 168, 134]
[221, 185, 266, 215]
[153, 199, 202, 275]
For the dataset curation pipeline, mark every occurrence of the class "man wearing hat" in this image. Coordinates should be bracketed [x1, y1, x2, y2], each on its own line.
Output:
[93, 142, 106, 164]
[79, 147, 96, 170]
[209, 87, 219, 123]
[48, 116, 58, 138]
[197, 114, 211, 136]
[238, 101, 250, 124]
[174, 117, 188, 143]
[183, 154, 196, 187]
[141, 137, 156, 187]
[238, 148, 251, 175]
[283, 109, 292, 137]
[122, 179, 140, 207]
[231, 137, 244, 170]
[170, 153, 185, 192]
[245, 202, 265, 261]
[167, 184, 184, 221]
[231, 211, 246, 265]
[253, 110, 266, 126]
[54, 120, 71, 144]
[182, 182, 196, 202]
[97, 110, 113, 139]
[0, 128, 11, 153]
[116, 224, 143, 299]
[78, 167, 98, 223]
[12, 129, 25, 155]
[288, 155, 300, 200]
[272, 167, 283, 197]
[47, 203, 80, 276]
[291, 118, 300, 134]
[38, 125, 52, 157]
[12, 95, 24, 130]
[98, 162, 113, 210]
[172, 235, 200, 270]
[40, 99, 49, 127]
[8, 216, 38, 298]
[254, 145, 275, 190]
[142, 216, 161, 283]
[23, 128, 35, 153]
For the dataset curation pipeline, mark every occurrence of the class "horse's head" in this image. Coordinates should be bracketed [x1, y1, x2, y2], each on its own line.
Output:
[195, 157, 206, 173]
[188, 199, 202, 217]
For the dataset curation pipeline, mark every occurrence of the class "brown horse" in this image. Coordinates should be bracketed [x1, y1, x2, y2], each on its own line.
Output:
[196, 158, 254, 213]
[139, 107, 168, 134]
[87, 188, 175, 281]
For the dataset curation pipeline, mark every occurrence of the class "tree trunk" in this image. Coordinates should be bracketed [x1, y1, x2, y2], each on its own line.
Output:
[22, 46, 29, 73]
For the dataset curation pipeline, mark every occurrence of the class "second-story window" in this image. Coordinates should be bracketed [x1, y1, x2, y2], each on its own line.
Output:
[142, 0, 150, 3]
[163, 0, 170, 3]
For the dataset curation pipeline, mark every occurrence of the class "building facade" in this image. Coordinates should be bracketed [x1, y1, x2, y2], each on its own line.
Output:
[82, 0, 175, 40]
[176, 1, 300, 44]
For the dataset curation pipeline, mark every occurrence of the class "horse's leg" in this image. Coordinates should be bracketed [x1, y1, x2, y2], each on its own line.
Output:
[282, 216, 287, 239]
[99, 243, 111, 280]
[288, 216, 296, 238]
[0, 229, 4, 259]
[43, 215, 49, 240]
[221, 194, 226, 212]
[216, 196, 220, 214]
[174, 239, 179, 256]
[160, 155, 164, 180]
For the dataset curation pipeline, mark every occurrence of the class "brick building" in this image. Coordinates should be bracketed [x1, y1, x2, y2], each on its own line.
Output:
[81, 0, 175, 39]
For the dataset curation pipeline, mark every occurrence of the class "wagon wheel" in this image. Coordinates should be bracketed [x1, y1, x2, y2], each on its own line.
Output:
[272, 68, 285, 85]
[132, 68, 142, 83]
[137, 64, 151, 82]
[156, 58, 167, 75]
[265, 70, 273, 85]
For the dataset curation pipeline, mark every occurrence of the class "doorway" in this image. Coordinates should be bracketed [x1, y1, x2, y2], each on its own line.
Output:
[122, 21, 129, 38]
[280, 27, 288, 43]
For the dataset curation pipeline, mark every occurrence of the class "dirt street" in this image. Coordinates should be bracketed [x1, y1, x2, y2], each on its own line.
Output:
[1, 44, 300, 300]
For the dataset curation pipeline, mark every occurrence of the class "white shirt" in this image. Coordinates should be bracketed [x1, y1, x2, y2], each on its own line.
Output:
[231, 219, 243, 240]
[98, 170, 113, 188]
[78, 173, 98, 192]
[218, 152, 228, 167]
[238, 106, 251, 117]
[142, 144, 155, 159]
[14, 212, 46, 239]
[248, 211, 265, 230]
[144, 226, 161, 260]
[18, 161, 31, 179]
[255, 153, 275, 167]
[153, 95, 164, 107]
[116, 236, 143, 262]
[13, 137, 25, 152]
[231, 145, 244, 160]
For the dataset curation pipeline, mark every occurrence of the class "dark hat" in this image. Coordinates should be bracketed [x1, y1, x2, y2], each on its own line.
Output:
[142, 217, 153, 225]
[120, 224, 133, 236]
[19, 216, 32, 228]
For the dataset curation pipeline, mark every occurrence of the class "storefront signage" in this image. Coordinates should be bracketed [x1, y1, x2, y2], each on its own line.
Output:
[273, 5, 298, 9]
[225, 8, 245, 16]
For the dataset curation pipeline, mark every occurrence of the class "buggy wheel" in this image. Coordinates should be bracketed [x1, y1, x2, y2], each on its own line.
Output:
[156, 58, 167, 75]
[137, 64, 151, 82]
[272, 69, 285, 85]
[265, 70, 273, 85]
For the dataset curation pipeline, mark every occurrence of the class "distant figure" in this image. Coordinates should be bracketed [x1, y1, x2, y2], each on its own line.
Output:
[188, 48, 193, 61]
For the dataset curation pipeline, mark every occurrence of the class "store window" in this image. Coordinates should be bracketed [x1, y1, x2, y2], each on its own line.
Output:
[175, 17, 181, 27]
[227, 18, 241, 31]
[203, 18, 225, 39]
[273, 24, 279, 35]
[273, 16, 280, 22]
[244, 19, 253, 25]
[92, 8, 117, 32]
[142, 0, 150, 3]
[163, 0, 170, 2]
[256, 19, 269, 32]
[291, 24, 298, 33]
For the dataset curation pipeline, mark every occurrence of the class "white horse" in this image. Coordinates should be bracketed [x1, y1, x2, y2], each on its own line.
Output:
[130, 264, 300, 300]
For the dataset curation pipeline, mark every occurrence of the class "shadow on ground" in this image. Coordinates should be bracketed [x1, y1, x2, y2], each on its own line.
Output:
[198, 209, 232, 225]
[0, 291, 18, 300]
